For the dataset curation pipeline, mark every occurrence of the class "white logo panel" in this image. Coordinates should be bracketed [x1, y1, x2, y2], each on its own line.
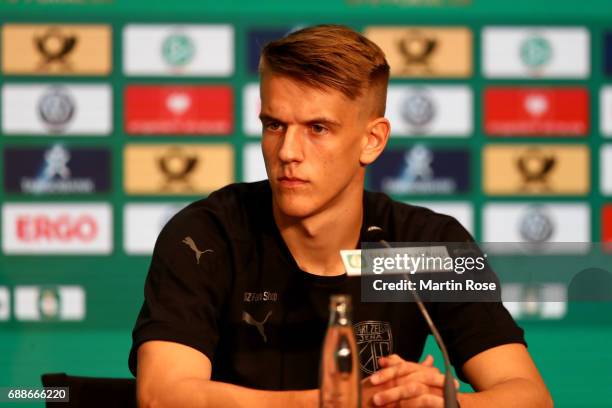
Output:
[408, 201, 474, 235]
[2, 203, 112, 254]
[483, 203, 590, 243]
[0, 287, 9, 321]
[386, 85, 472, 137]
[123, 24, 234, 76]
[503, 283, 567, 320]
[243, 143, 268, 182]
[14, 286, 85, 321]
[2, 84, 112, 135]
[601, 87, 612, 137]
[123, 203, 188, 255]
[602, 145, 612, 195]
[243, 83, 261, 136]
[482, 27, 590, 78]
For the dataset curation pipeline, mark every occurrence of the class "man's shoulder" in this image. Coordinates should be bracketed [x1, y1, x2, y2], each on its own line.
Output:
[164, 181, 271, 240]
[363, 190, 471, 242]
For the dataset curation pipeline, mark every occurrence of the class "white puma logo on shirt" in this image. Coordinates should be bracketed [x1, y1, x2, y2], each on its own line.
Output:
[182, 236, 213, 264]
[242, 310, 272, 343]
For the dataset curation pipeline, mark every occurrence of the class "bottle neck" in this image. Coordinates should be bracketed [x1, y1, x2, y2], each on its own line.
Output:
[328, 300, 352, 327]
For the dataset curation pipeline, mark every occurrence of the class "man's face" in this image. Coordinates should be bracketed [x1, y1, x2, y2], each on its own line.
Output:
[260, 73, 370, 219]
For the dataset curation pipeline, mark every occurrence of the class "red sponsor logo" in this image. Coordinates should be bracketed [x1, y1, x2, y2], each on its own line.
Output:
[604, 206, 612, 243]
[125, 86, 233, 135]
[17, 215, 98, 242]
[484, 88, 589, 136]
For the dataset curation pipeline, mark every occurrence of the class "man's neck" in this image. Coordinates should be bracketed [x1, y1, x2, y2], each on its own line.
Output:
[273, 188, 363, 277]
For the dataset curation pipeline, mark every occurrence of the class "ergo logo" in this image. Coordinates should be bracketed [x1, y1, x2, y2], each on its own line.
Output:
[2, 203, 112, 254]
[16, 214, 98, 242]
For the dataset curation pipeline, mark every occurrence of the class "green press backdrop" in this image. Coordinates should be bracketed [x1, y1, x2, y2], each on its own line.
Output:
[0, 0, 611, 406]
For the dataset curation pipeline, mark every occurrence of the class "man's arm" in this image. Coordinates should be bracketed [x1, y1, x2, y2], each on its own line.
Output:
[457, 343, 553, 408]
[137, 341, 318, 408]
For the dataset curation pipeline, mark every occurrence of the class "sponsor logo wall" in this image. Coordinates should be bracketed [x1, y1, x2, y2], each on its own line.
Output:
[242, 143, 268, 182]
[124, 203, 187, 254]
[0, 287, 9, 321]
[3, 144, 111, 194]
[2, 84, 112, 135]
[602, 145, 612, 195]
[123, 144, 234, 194]
[484, 87, 589, 136]
[363, 26, 472, 77]
[604, 205, 612, 242]
[503, 283, 567, 320]
[482, 203, 590, 243]
[602, 87, 612, 137]
[407, 201, 474, 234]
[482, 27, 590, 78]
[386, 85, 472, 137]
[124, 85, 233, 135]
[2, 203, 113, 254]
[243, 83, 262, 136]
[246, 28, 290, 74]
[14, 285, 85, 321]
[0, 21, 608, 327]
[605, 31, 612, 77]
[482, 144, 590, 195]
[368, 145, 470, 195]
[2, 24, 112, 75]
[123, 24, 234, 76]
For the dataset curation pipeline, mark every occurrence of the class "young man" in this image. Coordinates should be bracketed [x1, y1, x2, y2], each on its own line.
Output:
[130, 25, 552, 408]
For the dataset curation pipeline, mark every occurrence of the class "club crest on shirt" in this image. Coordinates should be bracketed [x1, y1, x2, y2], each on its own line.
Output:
[354, 320, 393, 374]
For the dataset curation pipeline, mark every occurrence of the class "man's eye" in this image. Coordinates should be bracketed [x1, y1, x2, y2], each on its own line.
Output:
[265, 122, 282, 132]
[311, 124, 327, 134]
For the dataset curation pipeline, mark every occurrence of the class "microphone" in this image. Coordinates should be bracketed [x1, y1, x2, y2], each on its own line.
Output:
[365, 226, 459, 408]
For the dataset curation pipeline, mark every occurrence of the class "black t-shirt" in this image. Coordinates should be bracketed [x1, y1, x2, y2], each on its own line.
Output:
[129, 181, 525, 388]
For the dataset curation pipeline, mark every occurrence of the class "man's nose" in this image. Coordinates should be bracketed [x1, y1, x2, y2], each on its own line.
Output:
[278, 126, 304, 163]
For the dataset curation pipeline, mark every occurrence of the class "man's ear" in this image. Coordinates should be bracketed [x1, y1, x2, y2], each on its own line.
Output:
[360, 117, 390, 166]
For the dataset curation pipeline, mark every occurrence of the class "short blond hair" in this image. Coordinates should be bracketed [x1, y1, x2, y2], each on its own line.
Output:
[259, 24, 390, 115]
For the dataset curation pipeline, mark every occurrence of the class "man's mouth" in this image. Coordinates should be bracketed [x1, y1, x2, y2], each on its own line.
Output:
[278, 176, 308, 187]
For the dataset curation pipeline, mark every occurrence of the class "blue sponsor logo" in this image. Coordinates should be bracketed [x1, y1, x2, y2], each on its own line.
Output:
[3, 144, 111, 194]
[368, 145, 470, 195]
[605, 32, 612, 76]
[246, 28, 294, 74]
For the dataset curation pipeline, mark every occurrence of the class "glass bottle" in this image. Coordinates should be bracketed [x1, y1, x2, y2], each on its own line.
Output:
[319, 294, 361, 408]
